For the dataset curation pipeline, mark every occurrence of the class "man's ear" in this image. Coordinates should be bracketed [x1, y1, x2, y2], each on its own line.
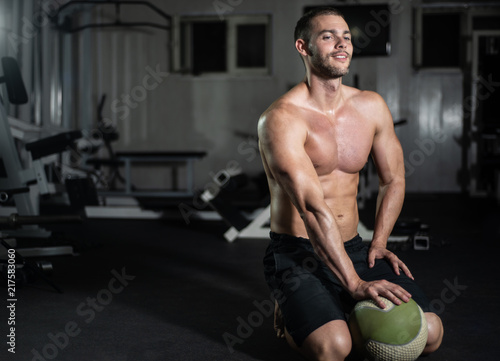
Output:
[295, 39, 311, 57]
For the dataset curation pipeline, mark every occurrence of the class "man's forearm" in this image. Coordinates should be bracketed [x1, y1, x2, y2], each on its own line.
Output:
[371, 178, 405, 248]
[302, 209, 362, 294]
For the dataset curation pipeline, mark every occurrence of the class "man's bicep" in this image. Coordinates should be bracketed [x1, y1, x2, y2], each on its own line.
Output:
[260, 116, 308, 176]
[264, 136, 319, 190]
[259, 122, 324, 210]
[371, 113, 405, 184]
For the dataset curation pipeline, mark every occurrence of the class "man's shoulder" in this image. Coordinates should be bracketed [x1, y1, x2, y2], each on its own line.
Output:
[261, 100, 301, 122]
[342, 87, 393, 136]
[259, 90, 308, 132]
[344, 85, 385, 106]
[258, 104, 307, 143]
[343, 86, 389, 120]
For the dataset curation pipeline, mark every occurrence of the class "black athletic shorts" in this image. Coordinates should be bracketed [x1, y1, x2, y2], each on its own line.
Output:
[263, 232, 430, 347]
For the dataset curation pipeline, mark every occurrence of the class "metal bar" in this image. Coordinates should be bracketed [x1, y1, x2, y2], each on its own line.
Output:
[54, 1, 171, 21]
[0, 213, 81, 229]
[124, 158, 132, 194]
[67, 21, 170, 33]
[96, 190, 194, 198]
[52, 0, 172, 30]
[186, 159, 194, 193]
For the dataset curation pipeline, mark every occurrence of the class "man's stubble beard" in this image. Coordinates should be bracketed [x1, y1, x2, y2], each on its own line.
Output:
[309, 47, 351, 79]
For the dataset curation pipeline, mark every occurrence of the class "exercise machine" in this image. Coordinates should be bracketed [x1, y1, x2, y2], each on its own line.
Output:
[199, 170, 270, 242]
[0, 212, 81, 293]
[0, 56, 82, 258]
[0, 57, 49, 237]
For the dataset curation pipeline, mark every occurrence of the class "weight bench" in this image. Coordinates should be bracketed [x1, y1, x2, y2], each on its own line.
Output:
[87, 151, 207, 198]
[25, 130, 83, 196]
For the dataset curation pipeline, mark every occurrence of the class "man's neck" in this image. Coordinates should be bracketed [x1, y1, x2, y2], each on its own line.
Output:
[304, 73, 344, 115]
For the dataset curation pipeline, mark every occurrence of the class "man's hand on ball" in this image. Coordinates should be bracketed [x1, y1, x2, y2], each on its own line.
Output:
[353, 279, 412, 309]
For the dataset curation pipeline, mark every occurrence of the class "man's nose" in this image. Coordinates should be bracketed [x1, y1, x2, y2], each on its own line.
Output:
[336, 37, 347, 48]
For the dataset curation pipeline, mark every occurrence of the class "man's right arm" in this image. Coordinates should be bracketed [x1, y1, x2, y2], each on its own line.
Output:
[258, 109, 411, 308]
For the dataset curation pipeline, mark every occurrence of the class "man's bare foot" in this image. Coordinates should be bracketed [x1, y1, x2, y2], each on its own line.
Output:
[274, 300, 286, 339]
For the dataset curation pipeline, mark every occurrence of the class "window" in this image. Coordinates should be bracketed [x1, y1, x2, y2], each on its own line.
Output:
[173, 14, 271, 76]
[413, 8, 465, 69]
[421, 13, 461, 68]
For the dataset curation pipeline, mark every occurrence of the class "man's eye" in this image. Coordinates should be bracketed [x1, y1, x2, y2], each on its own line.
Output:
[323, 36, 332, 40]
[344, 37, 351, 41]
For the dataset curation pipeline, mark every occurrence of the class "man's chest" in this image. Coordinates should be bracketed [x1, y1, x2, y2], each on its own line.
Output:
[304, 114, 374, 175]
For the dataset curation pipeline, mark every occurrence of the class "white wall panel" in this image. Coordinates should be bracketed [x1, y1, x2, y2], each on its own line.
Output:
[404, 71, 463, 192]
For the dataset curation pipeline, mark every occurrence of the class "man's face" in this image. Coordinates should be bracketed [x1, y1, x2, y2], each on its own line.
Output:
[307, 15, 352, 79]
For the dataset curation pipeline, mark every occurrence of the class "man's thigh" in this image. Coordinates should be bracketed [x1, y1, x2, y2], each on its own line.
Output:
[264, 238, 348, 347]
[359, 258, 431, 311]
[346, 240, 431, 311]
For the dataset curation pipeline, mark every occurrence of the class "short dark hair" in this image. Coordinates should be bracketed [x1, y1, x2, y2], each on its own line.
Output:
[294, 7, 345, 44]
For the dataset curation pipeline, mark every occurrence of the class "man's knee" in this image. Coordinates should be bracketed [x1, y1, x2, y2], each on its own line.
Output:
[423, 312, 444, 355]
[301, 321, 352, 361]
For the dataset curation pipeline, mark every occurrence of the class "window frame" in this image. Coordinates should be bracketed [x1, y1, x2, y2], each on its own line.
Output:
[172, 14, 272, 77]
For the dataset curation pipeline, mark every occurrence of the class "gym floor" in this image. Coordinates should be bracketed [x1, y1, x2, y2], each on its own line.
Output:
[1, 193, 499, 361]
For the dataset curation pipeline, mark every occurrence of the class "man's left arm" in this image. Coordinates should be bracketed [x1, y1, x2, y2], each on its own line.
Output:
[368, 93, 413, 280]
